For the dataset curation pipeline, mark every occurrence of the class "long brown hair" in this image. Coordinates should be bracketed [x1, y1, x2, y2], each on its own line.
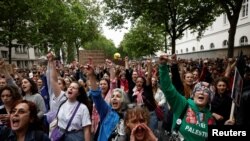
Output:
[183, 72, 194, 98]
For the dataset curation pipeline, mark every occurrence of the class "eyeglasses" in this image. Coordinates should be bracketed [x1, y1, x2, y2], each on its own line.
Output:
[10, 109, 29, 115]
[195, 87, 210, 95]
[127, 103, 144, 109]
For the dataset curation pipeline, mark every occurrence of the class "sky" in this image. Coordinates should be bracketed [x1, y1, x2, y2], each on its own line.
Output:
[101, 23, 130, 48]
[97, 0, 130, 48]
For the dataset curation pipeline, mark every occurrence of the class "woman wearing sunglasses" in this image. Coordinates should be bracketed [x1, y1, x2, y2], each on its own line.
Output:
[159, 54, 215, 141]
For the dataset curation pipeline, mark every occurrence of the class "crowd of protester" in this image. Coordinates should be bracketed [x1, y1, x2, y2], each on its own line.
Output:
[0, 52, 249, 141]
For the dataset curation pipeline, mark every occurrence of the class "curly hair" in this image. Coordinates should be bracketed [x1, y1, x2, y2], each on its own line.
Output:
[10, 100, 45, 131]
[124, 105, 150, 134]
[0, 85, 22, 102]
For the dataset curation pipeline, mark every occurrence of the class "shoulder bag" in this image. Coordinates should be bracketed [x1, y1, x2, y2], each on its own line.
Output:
[50, 102, 81, 141]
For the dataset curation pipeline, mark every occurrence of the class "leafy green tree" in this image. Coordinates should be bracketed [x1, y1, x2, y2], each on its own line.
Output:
[84, 34, 117, 58]
[0, 0, 101, 64]
[120, 18, 165, 58]
[216, 0, 244, 58]
[0, 0, 41, 64]
[103, 0, 221, 54]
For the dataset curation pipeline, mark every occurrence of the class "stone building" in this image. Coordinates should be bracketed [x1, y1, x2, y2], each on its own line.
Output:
[171, 0, 250, 59]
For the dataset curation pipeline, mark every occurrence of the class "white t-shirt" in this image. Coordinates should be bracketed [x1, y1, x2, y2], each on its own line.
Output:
[57, 100, 91, 131]
[49, 91, 67, 112]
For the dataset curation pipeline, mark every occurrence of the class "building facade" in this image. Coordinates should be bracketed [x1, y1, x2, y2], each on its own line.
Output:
[173, 0, 250, 59]
[0, 44, 42, 69]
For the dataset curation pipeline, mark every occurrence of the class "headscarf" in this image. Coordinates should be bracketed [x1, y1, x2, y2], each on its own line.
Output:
[192, 81, 215, 102]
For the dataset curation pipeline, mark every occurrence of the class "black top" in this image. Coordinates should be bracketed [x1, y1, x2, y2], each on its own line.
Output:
[0, 106, 8, 115]
[211, 92, 232, 125]
[125, 69, 136, 102]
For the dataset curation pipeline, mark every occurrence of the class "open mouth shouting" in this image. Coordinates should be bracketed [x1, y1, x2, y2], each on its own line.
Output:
[198, 94, 205, 101]
[11, 117, 20, 129]
[111, 100, 120, 109]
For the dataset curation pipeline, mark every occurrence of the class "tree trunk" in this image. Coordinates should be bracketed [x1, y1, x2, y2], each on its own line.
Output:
[76, 46, 79, 62]
[171, 36, 176, 55]
[227, 23, 237, 58]
[8, 42, 12, 64]
[164, 32, 167, 53]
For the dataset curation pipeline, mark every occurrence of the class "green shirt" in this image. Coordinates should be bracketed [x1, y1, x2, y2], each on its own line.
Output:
[159, 64, 215, 141]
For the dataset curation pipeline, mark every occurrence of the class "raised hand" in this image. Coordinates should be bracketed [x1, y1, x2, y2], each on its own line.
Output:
[47, 52, 54, 62]
[171, 54, 177, 64]
[125, 56, 129, 62]
[105, 59, 113, 68]
[159, 54, 169, 65]
[130, 123, 157, 141]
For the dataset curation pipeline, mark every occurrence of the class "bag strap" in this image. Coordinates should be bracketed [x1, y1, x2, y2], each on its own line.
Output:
[173, 103, 188, 132]
[55, 97, 67, 117]
[65, 102, 81, 132]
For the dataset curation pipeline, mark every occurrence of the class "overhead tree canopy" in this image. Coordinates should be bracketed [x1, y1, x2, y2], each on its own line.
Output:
[84, 33, 117, 59]
[120, 18, 165, 58]
[103, 0, 222, 54]
[0, 0, 102, 64]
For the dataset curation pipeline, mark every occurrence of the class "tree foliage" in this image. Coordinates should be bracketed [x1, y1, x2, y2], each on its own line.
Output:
[103, 0, 222, 54]
[84, 34, 117, 58]
[216, 0, 244, 58]
[0, 0, 102, 64]
[120, 18, 165, 58]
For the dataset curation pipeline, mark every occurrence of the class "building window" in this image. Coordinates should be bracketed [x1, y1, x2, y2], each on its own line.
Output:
[1, 51, 8, 58]
[223, 40, 228, 48]
[223, 13, 227, 24]
[25, 61, 28, 67]
[192, 47, 195, 51]
[200, 45, 204, 50]
[240, 36, 248, 46]
[210, 43, 215, 49]
[181, 49, 183, 53]
[23, 45, 28, 54]
[15, 45, 21, 54]
[34, 47, 41, 55]
[17, 61, 21, 68]
[186, 48, 188, 53]
[176, 50, 178, 54]
[242, 0, 248, 18]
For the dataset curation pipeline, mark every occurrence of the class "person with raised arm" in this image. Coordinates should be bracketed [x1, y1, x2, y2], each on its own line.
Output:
[45, 52, 67, 123]
[159, 54, 215, 141]
[88, 60, 129, 141]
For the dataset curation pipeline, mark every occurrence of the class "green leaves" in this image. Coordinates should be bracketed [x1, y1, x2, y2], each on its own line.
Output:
[103, 0, 222, 54]
[0, 0, 101, 63]
[120, 18, 165, 58]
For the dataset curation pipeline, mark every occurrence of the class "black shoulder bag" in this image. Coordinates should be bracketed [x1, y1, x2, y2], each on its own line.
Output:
[169, 103, 188, 141]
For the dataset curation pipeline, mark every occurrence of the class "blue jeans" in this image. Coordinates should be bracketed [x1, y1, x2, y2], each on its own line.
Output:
[149, 111, 158, 130]
[64, 130, 84, 141]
